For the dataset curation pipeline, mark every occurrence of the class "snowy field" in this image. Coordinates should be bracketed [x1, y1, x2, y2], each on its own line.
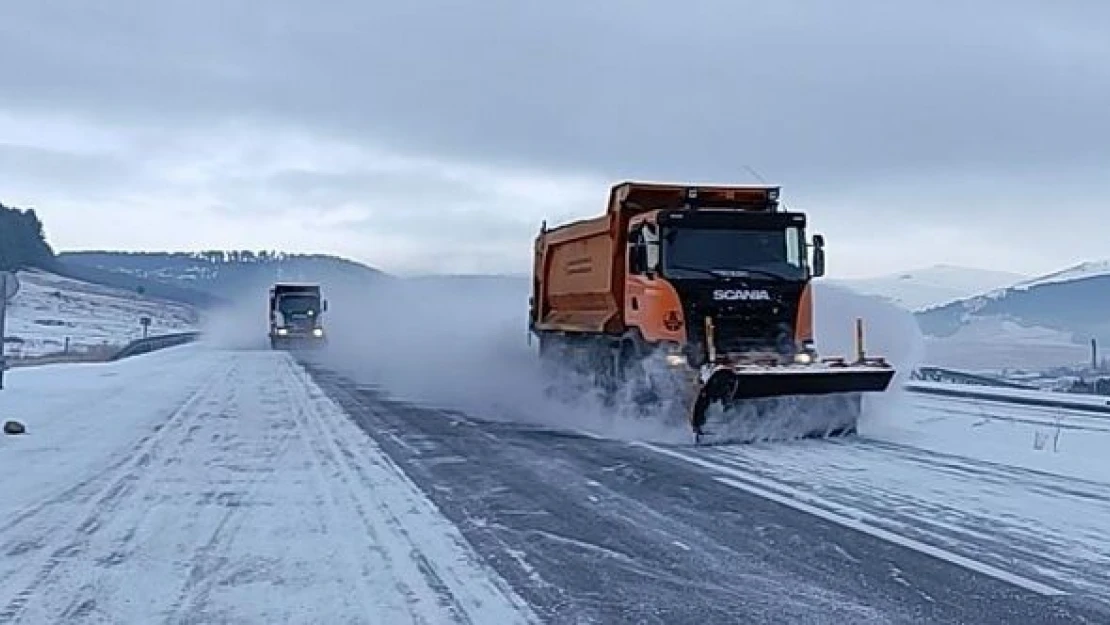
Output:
[2, 269, 199, 359]
[0, 345, 536, 624]
[920, 319, 1090, 371]
[870, 385, 1110, 483]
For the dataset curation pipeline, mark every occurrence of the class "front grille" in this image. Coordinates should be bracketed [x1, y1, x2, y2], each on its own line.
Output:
[670, 279, 804, 361]
[713, 314, 791, 353]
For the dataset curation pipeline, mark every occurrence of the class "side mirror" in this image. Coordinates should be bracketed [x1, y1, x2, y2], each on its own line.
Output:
[629, 244, 648, 274]
[812, 247, 826, 278]
[813, 234, 825, 248]
[322, 299, 329, 312]
[644, 244, 660, 276]
[628, 225, 643, 274]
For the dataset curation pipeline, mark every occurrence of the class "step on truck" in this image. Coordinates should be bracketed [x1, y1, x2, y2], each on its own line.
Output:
[528, 181, 896, 444]
[269, 282, 328, 350]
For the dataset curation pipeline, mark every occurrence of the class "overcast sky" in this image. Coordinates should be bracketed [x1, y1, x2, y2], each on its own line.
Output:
[2, 1, 1108, 278]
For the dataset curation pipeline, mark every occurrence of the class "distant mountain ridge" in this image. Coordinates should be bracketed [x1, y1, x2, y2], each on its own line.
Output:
[1006, 260, 1110, 292]
[58, 251, 389, 304]
[833, 264, 1027, 311]
[915, 270, 1110, 341]
[832, 260, 1110, 370]
[54, 261, 226, 308]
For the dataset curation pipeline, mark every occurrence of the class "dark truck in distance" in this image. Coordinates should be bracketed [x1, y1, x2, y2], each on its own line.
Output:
[269, 282, 328, 349]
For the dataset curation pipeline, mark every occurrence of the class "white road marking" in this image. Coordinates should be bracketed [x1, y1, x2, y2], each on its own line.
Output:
[638, 442, 1069, 597]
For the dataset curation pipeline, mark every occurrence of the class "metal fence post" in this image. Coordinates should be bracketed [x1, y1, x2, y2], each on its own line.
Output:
[0, 272, 9, 390]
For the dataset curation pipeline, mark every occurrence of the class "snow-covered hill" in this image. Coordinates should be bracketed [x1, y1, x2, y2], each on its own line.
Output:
[58, 251, 388, 301]
[915, 260, 1110, 371]
[1008, 260, 1110, 291]
[835, 264, 1027, 311]
[3, 269, 200, 359]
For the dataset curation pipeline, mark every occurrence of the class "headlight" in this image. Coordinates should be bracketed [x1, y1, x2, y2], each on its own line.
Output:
[277, 328, 289, 336]
[313, 328, 324, 337]
[665, 354, 687, 367]
[794, 352, 813, 365]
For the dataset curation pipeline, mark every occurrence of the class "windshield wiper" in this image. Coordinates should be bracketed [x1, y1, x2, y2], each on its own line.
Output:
[667, 265, 792, 282]
[665, 264, 723, 279]
[717, 268, 793, 282]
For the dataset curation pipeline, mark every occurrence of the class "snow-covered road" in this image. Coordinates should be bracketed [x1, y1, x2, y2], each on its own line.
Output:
[309, 365, 1110, 624]
[0, 346, 536, 624]
[3, 345, 1109, 623]
[646, 436, 1110, 602]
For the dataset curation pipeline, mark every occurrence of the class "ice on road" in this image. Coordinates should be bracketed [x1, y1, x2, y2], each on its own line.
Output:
[0, 346, 536, 624]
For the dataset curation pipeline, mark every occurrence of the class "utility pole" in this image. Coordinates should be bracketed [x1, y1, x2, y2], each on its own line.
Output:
[0, 273, 6, 391]
[1, 271, 22, 390]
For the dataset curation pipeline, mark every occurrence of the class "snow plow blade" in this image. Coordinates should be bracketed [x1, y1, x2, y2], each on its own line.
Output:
[690, 361, 896, 444]
[700, 365, 895, 399]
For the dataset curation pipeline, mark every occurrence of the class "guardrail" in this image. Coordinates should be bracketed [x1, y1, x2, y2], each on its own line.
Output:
[905, 382, 1110, 416]
[2, 332, 201, 371]
[111, 332, 201, 361]
[909, 366, 1038, 390]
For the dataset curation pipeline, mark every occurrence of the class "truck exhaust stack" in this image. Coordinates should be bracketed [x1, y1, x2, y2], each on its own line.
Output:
[528, 181, 897, 445]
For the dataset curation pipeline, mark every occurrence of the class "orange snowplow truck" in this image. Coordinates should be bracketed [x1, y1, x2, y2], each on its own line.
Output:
[529, 181, 895, 443]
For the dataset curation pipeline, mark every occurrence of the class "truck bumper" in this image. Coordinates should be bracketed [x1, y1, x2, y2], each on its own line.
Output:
[270, 332, 328, 350]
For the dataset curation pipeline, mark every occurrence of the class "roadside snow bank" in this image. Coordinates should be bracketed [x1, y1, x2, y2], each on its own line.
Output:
[0, 344, 220, 507]
[867, 389, 1110, 484]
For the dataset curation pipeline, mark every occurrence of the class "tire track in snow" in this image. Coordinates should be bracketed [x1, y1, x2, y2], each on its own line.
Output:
[279, 357, 537, 625]
[162, 361, 300, 625]
[0, 351, 537, 624]
[0, 375, 216, 550]
[0, 361, 233, 623]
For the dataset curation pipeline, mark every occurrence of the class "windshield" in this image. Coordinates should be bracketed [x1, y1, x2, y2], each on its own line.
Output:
[278, 294, 320, 316]
[662, 226, 807, 280]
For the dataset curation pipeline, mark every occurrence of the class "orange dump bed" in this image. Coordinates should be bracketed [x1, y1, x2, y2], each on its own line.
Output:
[530, 181, 779, 335]
[532, 211, 623, 334]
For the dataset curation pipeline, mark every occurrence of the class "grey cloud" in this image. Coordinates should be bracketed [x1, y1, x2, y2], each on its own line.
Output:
[261, 169, 486, 208]
[3, 0, 1108, 192]
[0, 143, 131, 196]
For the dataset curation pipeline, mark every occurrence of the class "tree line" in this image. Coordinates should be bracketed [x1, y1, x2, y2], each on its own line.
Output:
[0, 203, 57, 272]
[75, 250, 345, 264]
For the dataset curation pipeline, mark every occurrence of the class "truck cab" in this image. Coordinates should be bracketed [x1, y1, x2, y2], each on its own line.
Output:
[269, 283, 328, 349]
[622, 185, 827, 368]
